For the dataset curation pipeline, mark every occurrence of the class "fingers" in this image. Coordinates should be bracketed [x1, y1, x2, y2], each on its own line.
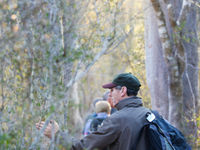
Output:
[44, 124, 55, 139]
[50, 120, 58, 127]
[35, 121, 51, 137]
[44, 126, 52, 134]
[35, 120, 59, 139]
[35, 121, 53, 130]
[50, 121, 59, 132]
[35, 121, 57, 130]
[35, 121, 45, 130]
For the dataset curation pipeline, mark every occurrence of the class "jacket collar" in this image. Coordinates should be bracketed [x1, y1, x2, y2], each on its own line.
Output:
[96, 112, 108, 118]
[115, 96, 143, 110]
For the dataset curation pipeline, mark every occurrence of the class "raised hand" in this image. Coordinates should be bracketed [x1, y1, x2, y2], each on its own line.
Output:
[36, 120, 59, 139]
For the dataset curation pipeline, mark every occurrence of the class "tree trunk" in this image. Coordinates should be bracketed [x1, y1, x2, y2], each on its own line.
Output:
[144, 0, 169, 119]
[145, 0, 198, 146]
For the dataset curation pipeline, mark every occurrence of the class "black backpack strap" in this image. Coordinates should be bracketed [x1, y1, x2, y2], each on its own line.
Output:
[90, 118, 105, 132]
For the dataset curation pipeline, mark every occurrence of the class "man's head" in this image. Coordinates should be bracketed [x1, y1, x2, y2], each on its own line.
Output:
[102, 73, 141, 106]
[102, 91, 114, 108]
[92, 98, 103, 110]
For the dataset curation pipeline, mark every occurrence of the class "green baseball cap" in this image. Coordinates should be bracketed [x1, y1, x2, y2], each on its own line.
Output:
[102, 73, 141, 92]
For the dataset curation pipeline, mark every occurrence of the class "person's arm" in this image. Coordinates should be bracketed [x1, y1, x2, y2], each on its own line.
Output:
[72, 117, 120, 150]
[36, 116, 120, 150]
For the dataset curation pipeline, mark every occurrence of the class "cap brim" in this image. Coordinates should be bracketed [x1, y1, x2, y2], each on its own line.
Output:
[102, 83, 117, 89]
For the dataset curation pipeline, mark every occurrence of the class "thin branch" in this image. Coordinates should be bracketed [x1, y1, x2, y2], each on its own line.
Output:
[106, 27, 133, 54]
[0, 58, 5, 112]
[176, 0, 191, 25]
[189, 0, 200, 7]
[66, 39, 109, 88]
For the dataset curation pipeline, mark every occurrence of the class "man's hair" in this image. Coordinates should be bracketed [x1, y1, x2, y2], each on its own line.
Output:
[115, 86, 137, 96]
[127, 88, 138, 96]
[92, 98, 103, 107]
[102, 91, 109, 100]
[95, 101, 111, 114]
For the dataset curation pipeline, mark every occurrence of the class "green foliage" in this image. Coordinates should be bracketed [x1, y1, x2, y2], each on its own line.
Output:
[0, 0, 139, 149]
[0, 133, 11, 148]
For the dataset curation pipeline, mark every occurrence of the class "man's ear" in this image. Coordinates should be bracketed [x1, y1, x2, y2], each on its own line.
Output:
[120, 86, 127, 97]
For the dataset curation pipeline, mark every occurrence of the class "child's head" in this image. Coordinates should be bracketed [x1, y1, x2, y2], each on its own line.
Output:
[95, 101, 111, 114]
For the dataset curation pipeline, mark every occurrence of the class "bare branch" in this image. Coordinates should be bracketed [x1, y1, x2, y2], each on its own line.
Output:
[189, 0, 200, 7]
[176, 0, 191, 25]
[66, 39, 109, 88]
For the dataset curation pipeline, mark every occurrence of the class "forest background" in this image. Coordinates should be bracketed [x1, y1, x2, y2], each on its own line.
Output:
[0, 0, 200, 149]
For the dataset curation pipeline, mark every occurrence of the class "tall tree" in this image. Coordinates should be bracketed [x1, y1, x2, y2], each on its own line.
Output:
[145, 0, 199, 147]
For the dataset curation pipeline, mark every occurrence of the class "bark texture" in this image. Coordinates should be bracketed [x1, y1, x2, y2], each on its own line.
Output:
[144, 1, 169, 119]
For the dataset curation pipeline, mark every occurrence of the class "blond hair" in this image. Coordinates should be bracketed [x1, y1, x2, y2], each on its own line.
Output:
[95, 101, 111, 114]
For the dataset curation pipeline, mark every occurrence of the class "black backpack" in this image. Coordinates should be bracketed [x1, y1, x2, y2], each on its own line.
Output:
[139, 110, 191, 150]
[90, 118, 105, 132]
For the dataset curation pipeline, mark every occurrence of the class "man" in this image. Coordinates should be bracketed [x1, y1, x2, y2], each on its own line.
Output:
[36, 73, 150, 150]
[102, 91, 117, 114]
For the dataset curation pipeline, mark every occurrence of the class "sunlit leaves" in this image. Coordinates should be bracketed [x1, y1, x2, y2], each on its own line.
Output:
[0, 0, 146, 149]
[10, 14, 17, 20]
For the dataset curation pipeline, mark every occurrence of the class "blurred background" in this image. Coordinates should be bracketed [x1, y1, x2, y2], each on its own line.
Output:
[0, 0, 199, 149]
